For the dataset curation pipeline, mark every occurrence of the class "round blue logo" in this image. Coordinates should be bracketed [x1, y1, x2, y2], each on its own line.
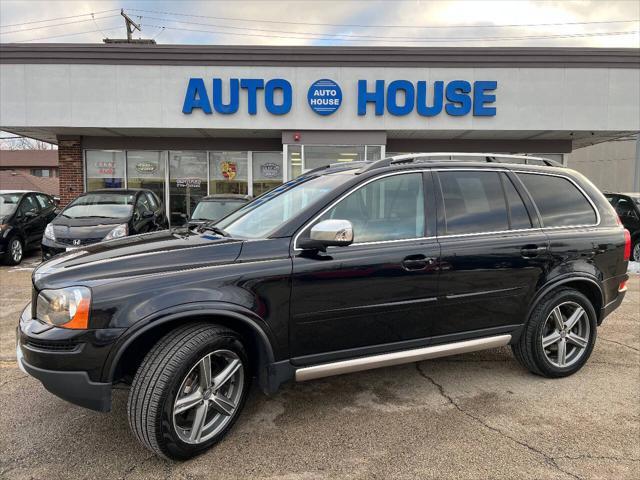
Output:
[307, 79, 342, 116]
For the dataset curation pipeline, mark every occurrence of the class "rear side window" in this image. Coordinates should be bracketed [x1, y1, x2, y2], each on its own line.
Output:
[438, 171, 509, 235]
[518, 173, 597, 227]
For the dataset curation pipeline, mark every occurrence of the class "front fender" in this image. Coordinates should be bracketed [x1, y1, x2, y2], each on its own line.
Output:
[103, 302, 277, 384]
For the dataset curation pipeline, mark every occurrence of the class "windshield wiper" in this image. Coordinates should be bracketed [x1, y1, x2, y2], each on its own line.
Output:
[196, 222, 230, 237]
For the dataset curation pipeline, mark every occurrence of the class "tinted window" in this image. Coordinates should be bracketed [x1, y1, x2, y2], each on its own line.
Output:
[501, 174, 532, 229]
[146, 192, 159, 210]
[18, 195, 40, 216]
[317, 173, 425, 243]
[135, 194, 152, 213]
[518, 173, 596, 227]
[438, 171, 508, 235]
[35, 194, 54, 210]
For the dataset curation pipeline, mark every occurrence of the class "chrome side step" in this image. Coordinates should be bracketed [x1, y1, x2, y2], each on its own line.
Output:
[295, 334, 512, 382]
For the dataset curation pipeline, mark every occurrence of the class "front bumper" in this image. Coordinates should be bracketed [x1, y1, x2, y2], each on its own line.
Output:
[17, 342, 112, 411]
[17, 304, 125, 412]
[40, 238, 68, 260]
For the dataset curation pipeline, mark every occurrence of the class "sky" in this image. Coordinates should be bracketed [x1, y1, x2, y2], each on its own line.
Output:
[0, 0, 639, 47]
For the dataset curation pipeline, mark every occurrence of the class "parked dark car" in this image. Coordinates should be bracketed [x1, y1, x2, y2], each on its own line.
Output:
[604, 192, 640, 261]
[41, 189, 167, 260]
[187, 194, 252, 228]
[0, 190, 58, 265]
[17, 154, 630, 460]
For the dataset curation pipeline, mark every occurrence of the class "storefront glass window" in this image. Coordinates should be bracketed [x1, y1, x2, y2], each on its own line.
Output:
[85, 150, 125, 190]
[210, 152, 249, 195]
[304, 145, 365, 172]
[366, 145, 383, 160]
[252, 152, 283, 197]
[288, 145, 302, 179]
[126, 151, 166, 205]
[169, 151, 208, 225]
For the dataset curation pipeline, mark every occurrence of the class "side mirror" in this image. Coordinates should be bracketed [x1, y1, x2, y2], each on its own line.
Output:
[299, 219, 354, 251]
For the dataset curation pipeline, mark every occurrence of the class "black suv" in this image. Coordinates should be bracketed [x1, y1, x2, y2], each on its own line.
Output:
[17, 154, 630, 460]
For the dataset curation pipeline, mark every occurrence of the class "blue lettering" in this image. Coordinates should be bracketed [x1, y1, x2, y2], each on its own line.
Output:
[265, 79, 292, 115]
[387, 80, 415, 116]
[445, 80, 472, 116]
[240, 79, 264, 115]
[358, 80, 385, 116]
[416, 81, 443, 117]
[212, 78, 239, 114]
[473, 80, 497, 116]
[182, 78, 212, 114]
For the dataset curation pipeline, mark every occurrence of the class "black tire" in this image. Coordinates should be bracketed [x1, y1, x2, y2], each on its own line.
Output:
[5, 237, 24, 265]
[127, 323, 250, 460]
[632, 239, 640, 262]
[512, 288, 597, 378]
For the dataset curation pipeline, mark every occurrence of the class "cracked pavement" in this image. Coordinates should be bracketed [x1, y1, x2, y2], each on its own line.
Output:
[1, 252, 638, 479]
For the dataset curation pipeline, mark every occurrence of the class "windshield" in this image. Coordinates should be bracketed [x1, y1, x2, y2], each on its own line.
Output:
[0, 193, 22, 216]
[62, 192, 134, 219]
[218, 172, 354, 238]
[191, 200, 247, 221]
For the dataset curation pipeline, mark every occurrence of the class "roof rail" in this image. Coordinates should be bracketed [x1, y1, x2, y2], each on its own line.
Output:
[302, 160, 371, 177]
[357, 152, 562, 173]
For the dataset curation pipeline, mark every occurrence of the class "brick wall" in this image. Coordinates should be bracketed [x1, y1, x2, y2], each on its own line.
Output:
[57, 136, 83, 206]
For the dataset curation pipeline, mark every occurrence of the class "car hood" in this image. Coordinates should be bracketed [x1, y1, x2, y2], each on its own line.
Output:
[33, 229, 244, 290]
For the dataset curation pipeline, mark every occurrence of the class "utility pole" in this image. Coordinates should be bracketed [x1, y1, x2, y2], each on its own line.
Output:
[103, 9, 156, 44]
[121, 9, 141, 41]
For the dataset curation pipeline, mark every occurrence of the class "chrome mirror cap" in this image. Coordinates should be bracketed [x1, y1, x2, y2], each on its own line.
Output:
[299, 219, 354, 251]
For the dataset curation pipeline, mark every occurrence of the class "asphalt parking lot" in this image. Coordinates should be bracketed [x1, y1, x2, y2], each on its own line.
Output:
[1, 251, 638, 480]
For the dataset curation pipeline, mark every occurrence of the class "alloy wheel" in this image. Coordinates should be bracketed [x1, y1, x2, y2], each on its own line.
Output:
[541, 301, 591, 368]
[172, 349, 245, 445]
[10, 239, 22, 263]
[633, 242, 640, 262]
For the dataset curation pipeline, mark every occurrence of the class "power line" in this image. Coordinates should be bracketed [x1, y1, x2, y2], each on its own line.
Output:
[128, 8, 639, 30]
[16, 26, 122, 43]
[138, 14, 640, 42]
[0, 15, 120, 36]
[143, 23, 638, 43]
[0, 9, 120, 28]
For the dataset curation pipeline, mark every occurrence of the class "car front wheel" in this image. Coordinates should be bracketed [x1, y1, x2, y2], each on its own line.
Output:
[5, 237, 24, 265]
[632, 240, 640, 262]
[512, 288, 597, 378]
[127, 323, 250, 460]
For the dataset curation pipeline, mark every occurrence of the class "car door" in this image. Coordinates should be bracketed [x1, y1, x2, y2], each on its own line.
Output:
[132, 193, 153, 234]
[614, 196, 640, 235]
[433, 169, 551, 337]
[290, 171, 440, 360]
[16, 194, 43, 247]
[35, 193, 57, 225]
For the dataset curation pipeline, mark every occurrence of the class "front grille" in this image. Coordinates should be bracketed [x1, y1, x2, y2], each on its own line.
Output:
[57, 237, 103, 247]
[25, 338, 79, 352]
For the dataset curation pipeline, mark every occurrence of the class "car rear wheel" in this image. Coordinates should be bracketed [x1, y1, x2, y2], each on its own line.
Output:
[512, 288, 597, 378]
[632, 240, 640, 262]
[5, 237, 24, 265]
[127, 323, 250, 460]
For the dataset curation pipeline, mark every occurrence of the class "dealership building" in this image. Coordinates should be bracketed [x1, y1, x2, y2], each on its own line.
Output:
[1, 44, 638, 222]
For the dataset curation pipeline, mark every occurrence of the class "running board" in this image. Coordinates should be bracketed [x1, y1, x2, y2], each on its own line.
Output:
[295, 334, 512, 382]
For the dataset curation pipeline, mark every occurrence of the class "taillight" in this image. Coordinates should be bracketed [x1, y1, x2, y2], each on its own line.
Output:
[623, 229, 631, 261]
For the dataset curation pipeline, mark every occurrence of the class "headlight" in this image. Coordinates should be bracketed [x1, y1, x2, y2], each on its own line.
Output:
[36, 286, 91, 329]
[104, 223, 128, 241]
[44, 223, 56, 241]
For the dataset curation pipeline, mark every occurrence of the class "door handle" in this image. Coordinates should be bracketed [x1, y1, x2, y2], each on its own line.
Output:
[521, 245, 547, 258]
[401, 255, 435, 271]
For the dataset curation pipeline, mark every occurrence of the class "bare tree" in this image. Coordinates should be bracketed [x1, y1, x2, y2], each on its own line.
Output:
[0, 134, 57, 150]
